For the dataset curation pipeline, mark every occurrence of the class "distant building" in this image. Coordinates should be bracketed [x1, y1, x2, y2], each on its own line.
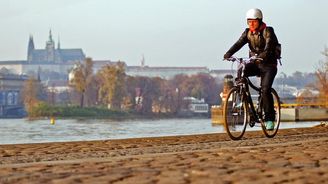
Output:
[210, 69, 234, 82]
[0, 68, 28, 118]
[0, 30, 86, 76]
[27, 30, 85, 64]
[0, 31, 232, 87]
[126, 65, 209, 79]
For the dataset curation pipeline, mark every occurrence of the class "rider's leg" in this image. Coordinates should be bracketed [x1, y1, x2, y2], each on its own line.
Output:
[259, 65, 277, 121]
[237, 62, 260, 83]
[243, 63, 260, 124]
[243, 62, 260, 77]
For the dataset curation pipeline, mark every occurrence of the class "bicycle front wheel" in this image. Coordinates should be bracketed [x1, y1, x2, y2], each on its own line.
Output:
[223, 87, 248, 140]
[260, 88, 281, 138]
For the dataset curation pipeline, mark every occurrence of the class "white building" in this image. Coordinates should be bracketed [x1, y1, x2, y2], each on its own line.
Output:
[126, 65, 210, 79]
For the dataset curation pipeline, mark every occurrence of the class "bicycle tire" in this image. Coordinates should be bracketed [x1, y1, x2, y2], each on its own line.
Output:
[223, 87, 248, 140]
[260, 88, 281, 138]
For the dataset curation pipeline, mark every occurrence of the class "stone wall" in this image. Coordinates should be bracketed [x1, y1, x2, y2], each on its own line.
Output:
[212, 106, 328, 123]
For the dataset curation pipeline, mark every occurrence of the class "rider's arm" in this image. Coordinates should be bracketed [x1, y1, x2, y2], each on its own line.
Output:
[258, 27, 278, 60]
[224, 29, 248, 58]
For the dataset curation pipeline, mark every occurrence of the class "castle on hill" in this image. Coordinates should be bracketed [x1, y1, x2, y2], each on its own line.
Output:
[0, 30, 88, 77]
[0, 30, 229, 81]
[27, 30, 85, 64]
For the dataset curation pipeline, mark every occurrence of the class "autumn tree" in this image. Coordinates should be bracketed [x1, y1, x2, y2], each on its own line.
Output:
[171, 73, 220, 105]
[315, 47, 328, 105]
[21, 76, 47, 114]
[84, 76, 99, 107]
[193, 73, 220, 105]
[136, 77, 162, 114]
[97, 62, 126, 110]
[125, 76, 138, 110]
[70, 57, 94, 107]
[125, 76, 163, 114]
[157, 78, 177, 113]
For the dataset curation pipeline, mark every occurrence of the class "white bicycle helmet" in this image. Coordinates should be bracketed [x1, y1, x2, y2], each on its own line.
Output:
[246, 8, 263, 20]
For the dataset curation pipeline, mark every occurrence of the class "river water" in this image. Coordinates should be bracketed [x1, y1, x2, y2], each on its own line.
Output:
[0, 118, 321, 145]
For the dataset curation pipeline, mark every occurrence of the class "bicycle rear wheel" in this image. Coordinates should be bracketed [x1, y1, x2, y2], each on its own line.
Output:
[260, 88, 281, 138]
[223, 87, 248, 140]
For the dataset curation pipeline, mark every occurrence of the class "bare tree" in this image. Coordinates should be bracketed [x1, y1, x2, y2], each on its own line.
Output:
[315, 47, 328, 104]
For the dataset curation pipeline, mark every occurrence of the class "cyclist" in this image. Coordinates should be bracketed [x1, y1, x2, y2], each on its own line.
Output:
[223, 8, 280, 130]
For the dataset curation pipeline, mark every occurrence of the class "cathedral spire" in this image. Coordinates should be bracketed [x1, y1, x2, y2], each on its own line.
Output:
[27, 34, 35, 62]
[141, 54, 145, 67]
[57, 35, 61, 49]
[46, 29, 55, 62]
[48, 29, 53, 42]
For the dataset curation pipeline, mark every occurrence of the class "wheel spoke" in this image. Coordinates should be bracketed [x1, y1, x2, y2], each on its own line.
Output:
[224, 88, 248, 140]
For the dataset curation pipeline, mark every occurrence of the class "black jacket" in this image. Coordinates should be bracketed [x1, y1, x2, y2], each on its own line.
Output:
[226, 26, 279, 65]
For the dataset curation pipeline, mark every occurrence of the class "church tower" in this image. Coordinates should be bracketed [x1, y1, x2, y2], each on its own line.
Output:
[57, 36, 61, 50]
[45, 30, 55, 62]
[27, 35, 35, 63]
[54, 35, 62, 63]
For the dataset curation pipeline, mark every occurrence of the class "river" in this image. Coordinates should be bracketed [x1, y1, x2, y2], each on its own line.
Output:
[0, 118, 321, 145]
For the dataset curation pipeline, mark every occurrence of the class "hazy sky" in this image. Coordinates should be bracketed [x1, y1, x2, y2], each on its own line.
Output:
[0, 0, 327, 75]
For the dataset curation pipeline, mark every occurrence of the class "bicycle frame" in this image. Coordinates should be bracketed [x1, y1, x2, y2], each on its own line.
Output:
[237, 77, 263, 125]
[223, 56, 281, 139]
[229, 56, 264, 123]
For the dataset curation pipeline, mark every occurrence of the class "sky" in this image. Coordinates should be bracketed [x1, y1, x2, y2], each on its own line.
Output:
[0, 0, 327, 75]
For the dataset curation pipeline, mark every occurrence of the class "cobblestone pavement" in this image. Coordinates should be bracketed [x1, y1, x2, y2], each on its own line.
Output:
[0, 126, 328, 183]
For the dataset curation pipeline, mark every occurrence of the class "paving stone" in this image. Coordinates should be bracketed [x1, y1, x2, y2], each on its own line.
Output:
[0, 126, 327, 183]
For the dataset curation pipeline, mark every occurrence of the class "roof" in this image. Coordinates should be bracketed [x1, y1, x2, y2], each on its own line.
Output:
[31, 49, 85, 63]
[127, 66, 209, 71]
[0, 60, 27, 65]
[58, 49, 85, 62]
[45, 80, 69, 87]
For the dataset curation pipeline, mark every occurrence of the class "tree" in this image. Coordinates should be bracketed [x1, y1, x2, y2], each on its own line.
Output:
[70, 57, 94, 107]
[136, 77, 162, 114]
[315, 47, 328, 104]
[97, 62, 126, 110]
[125, 76, 163, 114]
[158, 78, 177, 113]
[171, 73, 220, 105]
[21, 76, 47, 115]
[84, 76, 99, 107]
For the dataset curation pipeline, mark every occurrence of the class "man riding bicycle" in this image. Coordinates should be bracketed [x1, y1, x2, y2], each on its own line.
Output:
[223, 8, 280, 130]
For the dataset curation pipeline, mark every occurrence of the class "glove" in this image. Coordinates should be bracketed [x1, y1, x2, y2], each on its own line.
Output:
[223, 53, 231, 60]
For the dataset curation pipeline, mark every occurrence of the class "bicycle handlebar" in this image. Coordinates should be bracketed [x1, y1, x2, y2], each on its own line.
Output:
[223, 56, 264, 79]
[224, 56, 263, 63]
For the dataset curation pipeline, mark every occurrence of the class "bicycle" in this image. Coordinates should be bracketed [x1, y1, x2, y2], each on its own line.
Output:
[223, 56, 281, 140]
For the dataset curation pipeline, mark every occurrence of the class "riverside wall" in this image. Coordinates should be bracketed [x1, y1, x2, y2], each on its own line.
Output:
[211, 106, 328, 124]
[283, 107, 328, 121]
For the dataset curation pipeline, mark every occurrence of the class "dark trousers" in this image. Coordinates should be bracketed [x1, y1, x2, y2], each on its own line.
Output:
[239, 63, 277, 121]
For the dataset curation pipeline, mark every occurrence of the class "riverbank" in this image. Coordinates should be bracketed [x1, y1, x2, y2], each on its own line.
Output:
[1, 125, 327, 183]
[27, 104, 209, 121]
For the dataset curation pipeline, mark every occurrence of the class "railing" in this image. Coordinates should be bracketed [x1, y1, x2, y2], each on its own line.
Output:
[280, 103, 328, 108]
